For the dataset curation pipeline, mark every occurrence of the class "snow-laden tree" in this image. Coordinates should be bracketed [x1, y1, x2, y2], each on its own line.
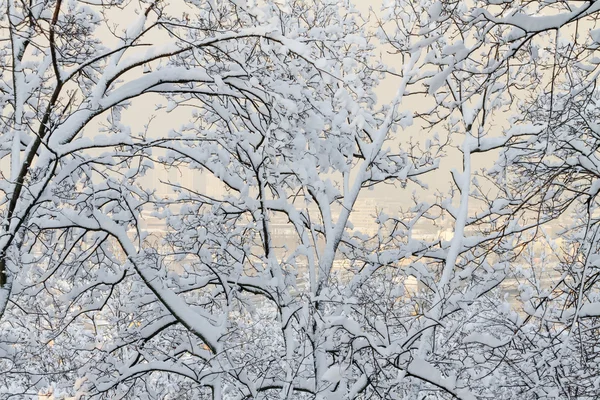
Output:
[376, 1, 600, 399]
[373, 1, 546, 398]
[0, 0, 459, 398]
[0, 0, 385, 397]
[482, 2, 600, 397]
[8, 0, 600, 398]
